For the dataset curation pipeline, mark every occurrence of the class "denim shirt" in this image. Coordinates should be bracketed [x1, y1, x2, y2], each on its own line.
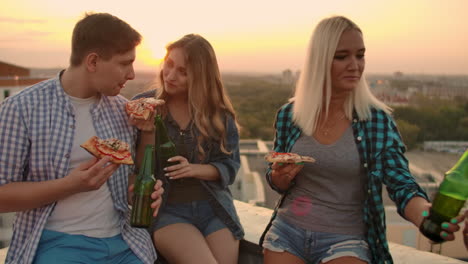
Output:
[133, 90, 244, 240]
[260, 102, 428, 264]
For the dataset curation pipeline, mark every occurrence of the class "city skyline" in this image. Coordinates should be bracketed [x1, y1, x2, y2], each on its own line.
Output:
[1, 0, 468, 75]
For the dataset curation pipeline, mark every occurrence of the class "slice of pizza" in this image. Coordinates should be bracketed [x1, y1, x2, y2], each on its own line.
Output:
[125, 98, 165, 120]
[264, 151, 315, 164]
[80, 136, 134, 165]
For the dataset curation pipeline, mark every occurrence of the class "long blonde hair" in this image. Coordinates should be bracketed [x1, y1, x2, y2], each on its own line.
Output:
[158, 34, 237, 160]
[293, 16, 391, 136]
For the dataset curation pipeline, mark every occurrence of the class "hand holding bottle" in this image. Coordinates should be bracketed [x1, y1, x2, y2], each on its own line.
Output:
[128, 179, 164, 216]
[420, 150, 468, 243]
[424, 210, 465, 242]
[163, 155, 221, 181]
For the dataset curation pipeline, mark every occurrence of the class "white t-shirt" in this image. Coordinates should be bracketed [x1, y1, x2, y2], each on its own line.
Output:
[45, 95, 121, 238]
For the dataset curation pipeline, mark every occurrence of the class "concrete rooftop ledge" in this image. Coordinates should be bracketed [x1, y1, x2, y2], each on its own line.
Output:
[1, 200, 466, 264]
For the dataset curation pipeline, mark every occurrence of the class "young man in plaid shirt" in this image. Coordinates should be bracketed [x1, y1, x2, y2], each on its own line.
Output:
[0, 13, 162, 264]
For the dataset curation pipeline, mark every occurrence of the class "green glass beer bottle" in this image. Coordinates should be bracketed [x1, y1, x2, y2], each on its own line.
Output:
[420, 150, 468, 243]
[154, 114, 179, 173]
[130, 144, 156, 228]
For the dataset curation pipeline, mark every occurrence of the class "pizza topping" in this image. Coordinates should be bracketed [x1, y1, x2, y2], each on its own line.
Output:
[80, 136, 133, 165]
[94, 137, 130, 160]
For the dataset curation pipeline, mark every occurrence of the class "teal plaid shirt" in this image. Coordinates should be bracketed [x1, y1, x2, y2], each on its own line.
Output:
[260, 102, 428, 264]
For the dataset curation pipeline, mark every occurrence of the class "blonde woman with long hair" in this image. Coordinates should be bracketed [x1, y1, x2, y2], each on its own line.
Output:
[129, 34, 242, 264]
[260, 16, 462, 264]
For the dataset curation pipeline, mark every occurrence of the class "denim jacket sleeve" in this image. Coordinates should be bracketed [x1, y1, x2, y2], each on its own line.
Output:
[382, 114, 429, 218]
[207, 114, 241, 190]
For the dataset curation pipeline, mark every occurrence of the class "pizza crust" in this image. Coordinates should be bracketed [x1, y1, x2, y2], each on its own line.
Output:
[80, 136, 134, 165]
[264, 151, 315, 164]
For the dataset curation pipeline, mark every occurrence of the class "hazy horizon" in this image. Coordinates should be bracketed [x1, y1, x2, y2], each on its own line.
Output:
[10, 64, 468, 78]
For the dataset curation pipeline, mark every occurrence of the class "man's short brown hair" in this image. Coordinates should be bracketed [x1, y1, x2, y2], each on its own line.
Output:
[70, 12, 142, 66]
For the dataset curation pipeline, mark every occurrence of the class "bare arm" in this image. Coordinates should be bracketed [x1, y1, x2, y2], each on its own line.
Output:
[0, 179, 76, 212]
[0, 157, 119, 213]
[404, 196, 431, 227]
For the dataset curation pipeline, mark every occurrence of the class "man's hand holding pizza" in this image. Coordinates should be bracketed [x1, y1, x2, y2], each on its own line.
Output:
[64, 156, 120, 194]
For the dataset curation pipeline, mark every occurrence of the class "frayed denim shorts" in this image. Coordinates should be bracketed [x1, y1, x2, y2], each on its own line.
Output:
[262, 216, 371, 264]
[152, 200, 227, 237]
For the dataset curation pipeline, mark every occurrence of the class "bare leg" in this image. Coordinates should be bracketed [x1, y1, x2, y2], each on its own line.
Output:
[263, 249, 305, 264]
[153, 223, 217, 264]
[205, 228, 239, 264]
[321, 257, 367, 264]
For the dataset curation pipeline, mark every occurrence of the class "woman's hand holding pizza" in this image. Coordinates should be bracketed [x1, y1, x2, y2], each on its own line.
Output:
[265, 151, 313, 191]
[128, 113, 156, 132]
[270, 162, 304, 192]
[126, 98, 165, 132]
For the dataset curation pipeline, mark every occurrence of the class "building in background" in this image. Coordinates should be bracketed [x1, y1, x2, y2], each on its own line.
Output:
[0, 61, 48, 102]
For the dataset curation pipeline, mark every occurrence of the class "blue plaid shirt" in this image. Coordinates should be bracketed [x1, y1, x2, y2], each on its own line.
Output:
[0, 73, 157, 264]
[260, 102, 428, 264]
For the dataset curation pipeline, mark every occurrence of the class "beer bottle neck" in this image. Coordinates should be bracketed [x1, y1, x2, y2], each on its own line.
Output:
[140, 144, 154, 177]
[155, 114, 173, 143]
[446, 150, 468, 179]
[440, 150, 468, 200]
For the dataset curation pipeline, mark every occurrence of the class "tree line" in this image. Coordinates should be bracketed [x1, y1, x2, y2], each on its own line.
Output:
[226, 77, 468, 150]
[393, 94, 468, 149]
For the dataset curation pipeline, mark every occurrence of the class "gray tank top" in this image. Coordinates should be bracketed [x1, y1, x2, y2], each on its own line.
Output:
[277, 127, 367, 235]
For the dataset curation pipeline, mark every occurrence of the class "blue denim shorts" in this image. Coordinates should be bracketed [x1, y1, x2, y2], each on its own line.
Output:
[262, 216, 371, 264]
[153, 200, 227, 237]
[33, 229, 142, 264]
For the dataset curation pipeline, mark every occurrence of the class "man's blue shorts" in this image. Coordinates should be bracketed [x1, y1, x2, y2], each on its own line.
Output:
[33, 229, 143, 264]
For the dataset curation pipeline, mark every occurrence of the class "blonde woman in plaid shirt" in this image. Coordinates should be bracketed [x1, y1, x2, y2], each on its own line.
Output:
[260, 16, 464, 264]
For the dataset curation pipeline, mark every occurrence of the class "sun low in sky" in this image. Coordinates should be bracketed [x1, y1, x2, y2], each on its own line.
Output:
[1, 0, 467, 75]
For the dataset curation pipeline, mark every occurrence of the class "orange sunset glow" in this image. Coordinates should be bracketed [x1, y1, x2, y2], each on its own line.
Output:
[1, 0, 467, 74]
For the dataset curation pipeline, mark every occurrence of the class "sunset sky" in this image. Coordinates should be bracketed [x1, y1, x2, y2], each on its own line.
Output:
[1, 0, 467, 75]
